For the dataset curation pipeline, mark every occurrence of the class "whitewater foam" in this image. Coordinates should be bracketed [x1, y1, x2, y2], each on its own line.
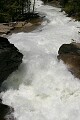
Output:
[1, 0, 80, 120]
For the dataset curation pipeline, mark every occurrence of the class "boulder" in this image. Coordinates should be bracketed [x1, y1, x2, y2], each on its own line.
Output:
[14, 21, 26, 28]
[0, 37, 23, 85]
[0, 24, 14, 35]
[0, 99, 15, 120]
[58, 43, 80, 55]
[58, 43, 80, 79]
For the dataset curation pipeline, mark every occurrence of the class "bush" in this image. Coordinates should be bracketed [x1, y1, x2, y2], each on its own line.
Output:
[64, 3, 74, 16]
[63, 0, 80, 20]
[0, 13, 11, 23]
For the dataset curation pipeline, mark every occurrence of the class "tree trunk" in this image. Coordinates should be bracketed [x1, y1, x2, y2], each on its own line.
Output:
[33, 0, 35, 12]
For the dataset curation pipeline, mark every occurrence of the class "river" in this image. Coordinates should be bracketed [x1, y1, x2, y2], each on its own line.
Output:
[1, 0, 80, 120]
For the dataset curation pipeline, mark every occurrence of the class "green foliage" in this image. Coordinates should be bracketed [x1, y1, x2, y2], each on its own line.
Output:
[64, 3, 74, 16]
[0, 0, 36, 23]
[59, 0, 68, 6]
[42, 0, 80, 20]
[0, 13, 11, 23]
[58, 0, 80, 20]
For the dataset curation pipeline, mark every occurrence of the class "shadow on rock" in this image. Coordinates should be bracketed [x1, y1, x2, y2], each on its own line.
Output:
[0, 37, 23, 87]
[0, 99, 15, 120]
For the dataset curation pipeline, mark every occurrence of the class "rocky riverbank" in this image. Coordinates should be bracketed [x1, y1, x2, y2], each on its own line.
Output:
[0, 16, 45, 36]
[0, 13, 46, 120]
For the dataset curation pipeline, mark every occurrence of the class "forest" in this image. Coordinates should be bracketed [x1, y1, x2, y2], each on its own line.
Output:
[60, 0, 80, 20]
[0, 0, 35, 22]
[0, 0, 80, 23]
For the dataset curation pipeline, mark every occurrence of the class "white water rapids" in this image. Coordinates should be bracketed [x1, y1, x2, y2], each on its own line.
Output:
[1, 0, 80, 120]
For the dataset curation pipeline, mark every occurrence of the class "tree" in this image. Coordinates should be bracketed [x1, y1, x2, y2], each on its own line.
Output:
[33, 0, 35, 12]
[0, 0, 33, 22]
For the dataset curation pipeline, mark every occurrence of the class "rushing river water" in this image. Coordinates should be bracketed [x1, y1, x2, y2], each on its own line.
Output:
[1, 0, 80, 120]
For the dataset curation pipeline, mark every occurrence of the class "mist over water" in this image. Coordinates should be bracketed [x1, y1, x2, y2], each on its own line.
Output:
[1, 0, 80, 120]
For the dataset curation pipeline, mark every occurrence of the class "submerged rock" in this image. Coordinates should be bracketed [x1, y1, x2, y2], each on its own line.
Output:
[0, 37, 23, 85]
[58, 43, 80, 79]
[0, 99, 14, 120]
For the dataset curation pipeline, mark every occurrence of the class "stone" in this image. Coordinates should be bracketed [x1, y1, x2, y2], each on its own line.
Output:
[24, 22, 33, 27]
[0, 99, 14, 120]
[0, 24, 14, 35]
[58, 43, 80, 79]
[0, 37, 23, 86]
[58, 43, 80, 55]
[14, 22, 26, 28]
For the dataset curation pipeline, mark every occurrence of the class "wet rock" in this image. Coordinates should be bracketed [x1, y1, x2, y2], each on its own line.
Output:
[14, 21, 26, 28]
[58, 43, 80, 55]
[58, 43, 80, 79]
[0, 13, 45, 35]
[0, 37, 23, 85]
[0, 100, 14, 120]
[0, 24, 14, 35]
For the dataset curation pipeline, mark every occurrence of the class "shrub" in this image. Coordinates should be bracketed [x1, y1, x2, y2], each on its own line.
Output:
[0, 13, 11, 23]
[64, 3, 74, 16]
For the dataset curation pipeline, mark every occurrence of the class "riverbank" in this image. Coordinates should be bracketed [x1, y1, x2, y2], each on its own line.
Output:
[42, 0, 80, 21]
[0, 16, 46, 36]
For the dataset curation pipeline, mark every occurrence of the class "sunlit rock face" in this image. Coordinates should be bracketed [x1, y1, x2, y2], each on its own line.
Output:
[58, 43, 80, 79]
[0, 37, 23, 86]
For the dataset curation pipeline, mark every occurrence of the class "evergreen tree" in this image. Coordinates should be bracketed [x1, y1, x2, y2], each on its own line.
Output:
[0, 0, 34, 22]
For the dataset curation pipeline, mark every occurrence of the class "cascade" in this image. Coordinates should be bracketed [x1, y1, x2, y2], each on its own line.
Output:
[1, 0, 80, 120]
